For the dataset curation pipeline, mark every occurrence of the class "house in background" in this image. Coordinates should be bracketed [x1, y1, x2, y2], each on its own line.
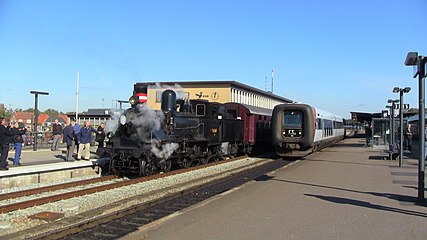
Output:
[10, 112, 34, 129]
[43, 114, 68, 127]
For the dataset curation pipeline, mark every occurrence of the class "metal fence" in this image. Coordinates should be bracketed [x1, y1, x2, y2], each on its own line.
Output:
[11, 131, 96, 151]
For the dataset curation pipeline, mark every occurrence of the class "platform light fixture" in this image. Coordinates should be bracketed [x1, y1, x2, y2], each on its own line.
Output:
[387, 99, 399, 159]
[30, 91, 49, 151]
[393, 87, 411, 167]
[404, 51, 427, 202]
[385, 105, 393, 159]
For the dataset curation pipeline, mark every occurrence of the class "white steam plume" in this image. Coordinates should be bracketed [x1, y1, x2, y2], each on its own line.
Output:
[106, 109, 124, 134]
[130, 103, 165, 141]
[148, 83, 188, 100]
[150, 139, 179, 159]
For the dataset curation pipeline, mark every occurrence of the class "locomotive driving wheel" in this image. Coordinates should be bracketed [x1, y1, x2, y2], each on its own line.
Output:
[109, 157, 119, 176]
[198, 157, 209, 165]
[213, 146, 224, 162]
[140, 158, 155, 176]
[178, 157, 192, 168]
[160, 160, 172, 173]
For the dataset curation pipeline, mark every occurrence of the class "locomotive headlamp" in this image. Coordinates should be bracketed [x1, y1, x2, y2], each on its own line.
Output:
[106, 132, 113, 140]
[120, 115, 127, 125]
[129, 96, 137, 105]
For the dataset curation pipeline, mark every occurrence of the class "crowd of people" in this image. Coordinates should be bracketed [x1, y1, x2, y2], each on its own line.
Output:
[0, 118, 28, 170]
[52, 119, 106, 161]
[0, 118, 106, 171]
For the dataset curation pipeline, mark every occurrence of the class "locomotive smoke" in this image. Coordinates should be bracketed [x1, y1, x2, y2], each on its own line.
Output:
[132, 102, 179, 159]
[149, 83, 187, 100]
[131, 103, 165, 141]
[150, 140, 179, 159]
[106, 110, 124, 134]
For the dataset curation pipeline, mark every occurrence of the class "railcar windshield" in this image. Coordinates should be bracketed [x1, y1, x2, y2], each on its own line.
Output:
[283, 111, 302, 127]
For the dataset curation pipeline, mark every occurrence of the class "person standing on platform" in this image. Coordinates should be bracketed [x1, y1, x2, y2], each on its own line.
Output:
[77, 121, 98, 160]
[51, 119, 63, 151]
[63, 120, 76, 161]
[0, 118, 14, 171]
[10, 122, 27, 166]
[95, 123, 106, 156]
[403, 124, 412, 153]
[74, 121, 81, 154]
[365, 124, 372, 147]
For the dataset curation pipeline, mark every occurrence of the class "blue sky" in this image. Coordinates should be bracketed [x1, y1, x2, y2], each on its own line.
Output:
[0, 0, 426, 118]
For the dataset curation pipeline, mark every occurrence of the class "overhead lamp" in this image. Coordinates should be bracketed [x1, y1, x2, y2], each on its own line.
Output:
[404, 52, 418, 66]
[387, 99, 399, 103]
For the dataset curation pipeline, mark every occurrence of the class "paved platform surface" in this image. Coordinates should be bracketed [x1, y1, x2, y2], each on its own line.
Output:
[121, 137, 427, 240]
[0, 146, 101, 177]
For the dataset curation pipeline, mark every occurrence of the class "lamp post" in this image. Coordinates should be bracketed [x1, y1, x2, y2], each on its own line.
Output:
[393, 87, 411, 167]
[387, 99, 399, 158]
[405, 52, 427, 201]
[385, 105, 393, 159]
[30, 91, 49, 151]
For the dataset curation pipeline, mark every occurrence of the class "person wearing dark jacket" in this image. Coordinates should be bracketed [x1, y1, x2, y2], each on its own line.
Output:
[51, 119, 63, 151]
[95, 123, 106, 156]
[77, 121, 99, 160]
[63, 120, 76, 161]
[403, 125, 413, 152]
[10, 122, 27, 166]
[0, 118, 14, 170]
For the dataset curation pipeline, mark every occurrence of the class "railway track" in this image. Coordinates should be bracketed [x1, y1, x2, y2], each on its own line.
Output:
[0, 156, 248, 214]
[0, 155, 289, 239]
[36, 156, 288, 240]
[0, 175, 118, 202]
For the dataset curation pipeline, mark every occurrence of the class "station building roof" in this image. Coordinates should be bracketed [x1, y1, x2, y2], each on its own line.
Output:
[350, 111, 382, 123]
[139, 80, 293, 104]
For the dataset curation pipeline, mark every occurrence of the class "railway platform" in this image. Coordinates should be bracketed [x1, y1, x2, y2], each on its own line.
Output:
[121, 136, 427, 240]
[0, 146, 106, 188]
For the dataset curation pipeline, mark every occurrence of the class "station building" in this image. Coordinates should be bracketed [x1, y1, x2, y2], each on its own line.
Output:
[140, 81, 293, 110]
[66, 109, 112, 128]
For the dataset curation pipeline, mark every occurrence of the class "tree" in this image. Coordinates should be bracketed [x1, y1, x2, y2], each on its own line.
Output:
[0, 104, 5, 118]
[43, 108, 59, 117]
[23, 108, 35, 113]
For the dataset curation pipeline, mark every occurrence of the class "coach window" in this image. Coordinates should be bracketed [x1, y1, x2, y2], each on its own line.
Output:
[226, 109, 237, 119]
[283, 111, 302, 127]
[196, 104, 206, 116]
[316, 118, 323, 129]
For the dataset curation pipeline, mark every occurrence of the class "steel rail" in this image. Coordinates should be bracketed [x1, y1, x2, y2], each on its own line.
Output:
[0, 155, 247, 214]
[0, 175, 117, 201]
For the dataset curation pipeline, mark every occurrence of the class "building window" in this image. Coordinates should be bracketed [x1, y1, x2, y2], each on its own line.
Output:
[156, 91, 162, 103]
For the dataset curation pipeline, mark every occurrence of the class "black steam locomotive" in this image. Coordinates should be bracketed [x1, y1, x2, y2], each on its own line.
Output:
[105, 83, 272, 176]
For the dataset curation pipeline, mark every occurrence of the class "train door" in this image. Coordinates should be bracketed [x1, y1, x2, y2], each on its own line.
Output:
[314, 118, 323, 142]
[247, 114, 256, 144]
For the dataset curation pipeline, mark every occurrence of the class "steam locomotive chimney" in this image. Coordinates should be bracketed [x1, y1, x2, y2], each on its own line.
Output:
[133, 83, 148, 103]
[161, 90, 176, 112]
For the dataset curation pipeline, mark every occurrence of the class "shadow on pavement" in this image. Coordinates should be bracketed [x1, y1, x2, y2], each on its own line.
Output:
[305, 194, 427, 217]
[306, 158, 391, 167]
[255, 176, 427, 216]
